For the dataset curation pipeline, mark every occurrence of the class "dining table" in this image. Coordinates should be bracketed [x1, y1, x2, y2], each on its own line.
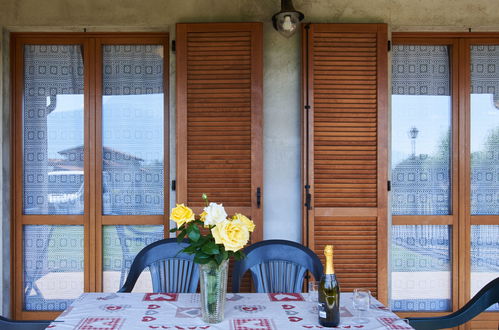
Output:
[46, 292, 414, 329]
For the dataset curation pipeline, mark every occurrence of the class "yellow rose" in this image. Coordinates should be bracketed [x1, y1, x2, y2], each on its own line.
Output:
[211, 218, 250, 252]
[170, 204, 195, 227]
[233, 213, 255, 232]
[200, 210, 209, 228]
[200, 210, 208, 222]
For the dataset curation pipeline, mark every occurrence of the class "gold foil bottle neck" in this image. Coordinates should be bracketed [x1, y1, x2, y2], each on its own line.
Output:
[324, 245, 335, 274]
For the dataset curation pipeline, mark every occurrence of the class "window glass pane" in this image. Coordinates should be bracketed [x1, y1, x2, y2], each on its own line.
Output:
[102, 225, 164, 292]
[391, 45, 451, 215]
[390, 225, 452, 312]
[471, 225, 499, 311]
[23, 45, 84, 215]
[102, 45, 164, 215]
[24, 225, 83, 311]
[470, 45, 499, 215]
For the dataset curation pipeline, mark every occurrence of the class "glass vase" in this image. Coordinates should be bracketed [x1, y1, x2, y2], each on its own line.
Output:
[199, 259, 229, 323]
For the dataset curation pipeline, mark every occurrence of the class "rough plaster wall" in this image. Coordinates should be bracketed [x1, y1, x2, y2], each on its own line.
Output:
[2, 0, 499, 315]
[0, 27, 3, 316]
[3, 0, 499, 29]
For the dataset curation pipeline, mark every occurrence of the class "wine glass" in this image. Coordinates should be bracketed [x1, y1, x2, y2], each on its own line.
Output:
[308, 281, 319, 302]
[352, 288, 371, 324]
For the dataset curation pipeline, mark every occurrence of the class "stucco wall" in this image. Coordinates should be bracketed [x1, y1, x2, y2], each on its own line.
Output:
[2, 0, 499, 316]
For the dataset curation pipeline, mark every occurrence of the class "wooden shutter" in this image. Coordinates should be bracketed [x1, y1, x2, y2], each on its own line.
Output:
[176, 22, 263, 241]
[302, 24, 389, 302]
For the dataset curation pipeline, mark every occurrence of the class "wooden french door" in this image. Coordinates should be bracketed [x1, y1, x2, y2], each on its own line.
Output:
[12, 33, 169, 320]
[390, 33, 499, 329]
[302, 24, 389, 302]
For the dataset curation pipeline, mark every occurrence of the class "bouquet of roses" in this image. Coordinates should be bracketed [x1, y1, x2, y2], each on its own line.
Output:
[169, 194, 255, 265]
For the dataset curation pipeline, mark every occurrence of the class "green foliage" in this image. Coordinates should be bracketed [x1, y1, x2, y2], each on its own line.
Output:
[171, 220, 237, 266]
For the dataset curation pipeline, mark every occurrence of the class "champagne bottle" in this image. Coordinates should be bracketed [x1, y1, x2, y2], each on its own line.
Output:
[318, 245, 340, 327]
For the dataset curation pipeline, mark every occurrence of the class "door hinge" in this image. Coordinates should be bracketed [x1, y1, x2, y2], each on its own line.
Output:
[304, 105, 311, 112]
[388, 40, 391, 52]
[256, 187, 261, 208]
[171, 180, 176, 191]
[172, 40, 176, 52]
[387, 180, 391, 191]
[304, 185, 312, 210]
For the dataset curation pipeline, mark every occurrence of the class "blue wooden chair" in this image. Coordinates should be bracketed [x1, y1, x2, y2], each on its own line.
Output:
[407, 277, 499, 330]
[232, 239, 323, 293]
[0, 316, 50, 330]
[118, 238, 199, 293]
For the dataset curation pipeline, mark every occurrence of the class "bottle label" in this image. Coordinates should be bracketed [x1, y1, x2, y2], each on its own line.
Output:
[318, 302, 327, 319]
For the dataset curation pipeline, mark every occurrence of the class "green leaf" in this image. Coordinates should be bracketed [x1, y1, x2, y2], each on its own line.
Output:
[201, 242, 220, 255]
[192, 235, 208, 247]
[194, 256, 211, 264]
[221, 250, 228, 261]
[233, 250, 246, 260]
[194, 252, 211, 264]
[187, 224, 200, 242]
[215, 252, 227, 265]
[183, 245, 197, 254]
[169, 227, 178, 233]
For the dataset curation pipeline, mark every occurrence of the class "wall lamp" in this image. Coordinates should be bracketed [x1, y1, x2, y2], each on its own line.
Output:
[272, 0, 305, 38]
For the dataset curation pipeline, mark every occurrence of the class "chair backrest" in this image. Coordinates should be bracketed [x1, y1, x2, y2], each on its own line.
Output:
[118, 238, 199, 293]
[407, 277, 499, 330]
[232, 239, 323, 293]
[0, 316, 51, 330]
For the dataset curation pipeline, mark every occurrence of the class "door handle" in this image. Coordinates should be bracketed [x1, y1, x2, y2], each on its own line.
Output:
[256, 187, 261, 208]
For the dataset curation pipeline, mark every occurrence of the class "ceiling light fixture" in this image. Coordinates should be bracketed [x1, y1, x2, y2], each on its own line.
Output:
[272, 0, 305, 38]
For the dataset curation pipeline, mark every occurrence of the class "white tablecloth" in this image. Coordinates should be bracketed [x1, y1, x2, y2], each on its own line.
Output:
[47, 292, 413, 329]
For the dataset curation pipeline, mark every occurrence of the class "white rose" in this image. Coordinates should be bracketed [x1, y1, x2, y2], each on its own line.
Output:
[203, 202, 228, 226]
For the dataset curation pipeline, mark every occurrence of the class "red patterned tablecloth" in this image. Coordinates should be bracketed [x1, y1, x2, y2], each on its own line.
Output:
[47, 292, 413, 329]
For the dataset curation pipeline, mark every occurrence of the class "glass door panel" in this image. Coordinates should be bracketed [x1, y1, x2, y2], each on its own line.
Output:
[101, 44, 165, 216]
[23, 225, 84, 311]
[390, 44, 453, 312]
[470, 225, 499, 311]
[470, 45, 499, 214]
[22, 43, 85, 313]
[391, 45, 452, 216]
[102, 225, 164, 292]
[470, 45, 499, 311]
[100, 43, 166, 290]
[391, 225, 452, 311]
[23, 45, 84, 215]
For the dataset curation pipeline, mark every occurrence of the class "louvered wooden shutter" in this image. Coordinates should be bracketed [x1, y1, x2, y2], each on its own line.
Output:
[302, 24, 388, 302]
[176, 23, 263, 239]
[176, 23, 263, 293]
